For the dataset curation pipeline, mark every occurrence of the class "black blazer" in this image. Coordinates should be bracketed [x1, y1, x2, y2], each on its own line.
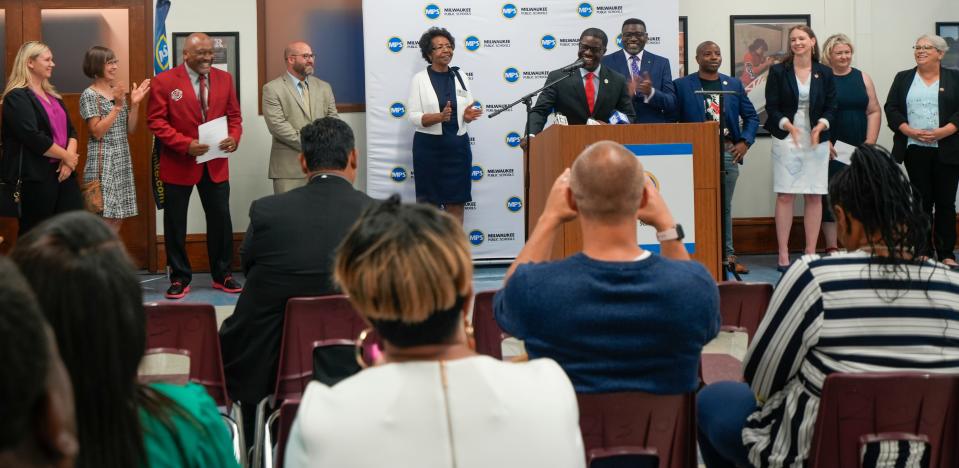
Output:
[1, 87, 77, 182]
[528, 66, 636, 134]
[220, 175, 374, 404]
[884, 66, 959, 164]
[763, 62, 837, 142]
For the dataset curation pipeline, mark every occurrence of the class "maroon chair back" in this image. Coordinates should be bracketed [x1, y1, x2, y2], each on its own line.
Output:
[577, 392, 697, 468]
[274, 296, 367, 401]
[274, 399, 300, 468]
[808, 372, 959, 468]
[472, 290, 506, 360]
[143, 302, 231, 408]
[717, 282, 773, 340]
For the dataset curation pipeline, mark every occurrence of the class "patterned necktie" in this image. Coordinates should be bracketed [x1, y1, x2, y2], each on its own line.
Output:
[198, 74, 208, 121]
[629, 55, 641, 79]
[299, 81, 312, 119]
[584, 72, 596, 115]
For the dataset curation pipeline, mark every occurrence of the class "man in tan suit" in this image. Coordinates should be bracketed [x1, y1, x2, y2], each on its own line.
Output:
[262, 41, 339, 193]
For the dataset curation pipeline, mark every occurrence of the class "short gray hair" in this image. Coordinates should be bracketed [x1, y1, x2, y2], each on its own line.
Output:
[917, 34, 949, 53]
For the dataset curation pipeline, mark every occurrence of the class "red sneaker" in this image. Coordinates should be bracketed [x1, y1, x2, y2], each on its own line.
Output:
[212, 276, 243, 293]
[165, 281, 190, 299]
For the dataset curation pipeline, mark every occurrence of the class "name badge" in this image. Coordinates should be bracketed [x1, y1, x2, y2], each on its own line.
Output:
[456, 88, 468, 98]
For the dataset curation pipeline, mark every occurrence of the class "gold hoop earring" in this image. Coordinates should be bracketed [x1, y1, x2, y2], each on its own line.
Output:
[355, 327, 374, 369]
[464, 321, 475, 351]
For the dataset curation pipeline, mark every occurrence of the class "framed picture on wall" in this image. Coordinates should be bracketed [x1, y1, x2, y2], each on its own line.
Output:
[172, 32, 241, 104]
[679, 16, 688, 77]
[730, 15, 811, 135]
[936, 22, 959, 70]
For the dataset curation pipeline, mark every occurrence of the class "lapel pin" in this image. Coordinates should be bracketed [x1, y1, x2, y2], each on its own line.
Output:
[941, 88, 946, 92]
[170, 89, 183, 101]
[604, 78, 609, 84]
[722, 80, 728, 86]
[814, 73, 819, 79]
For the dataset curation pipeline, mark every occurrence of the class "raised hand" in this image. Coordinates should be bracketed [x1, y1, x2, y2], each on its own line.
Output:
[464, 103, 482, 122]
[441, 101, 452, 122]
[637, 71, 653, 97]
[130, 79, 151, 105]
[112, 83, 127, 107]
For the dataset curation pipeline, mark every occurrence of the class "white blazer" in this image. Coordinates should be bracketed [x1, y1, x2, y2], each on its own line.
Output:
[407, 67, 474, 136]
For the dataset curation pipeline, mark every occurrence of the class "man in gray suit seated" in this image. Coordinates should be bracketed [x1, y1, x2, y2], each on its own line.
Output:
[262, 40, 339, 193]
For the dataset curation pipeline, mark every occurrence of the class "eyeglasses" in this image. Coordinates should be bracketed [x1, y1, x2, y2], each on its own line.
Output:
[578, 43, 604, 54]
[290, 53, 315, 59]
[622, 32, 648, 39]
[913, 45, 938, 52]
[432, 44, 453, 51]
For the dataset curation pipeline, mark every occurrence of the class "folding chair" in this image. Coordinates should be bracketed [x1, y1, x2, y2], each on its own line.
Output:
[472, 290, 508, 360]
[265, 399, 300, 468]
[577, 392, 697, 468]
[143, 302, 246, 466]
[253, 295, 367, 468]
[700, 282, 774, 385]
[808, 372, 959, 468]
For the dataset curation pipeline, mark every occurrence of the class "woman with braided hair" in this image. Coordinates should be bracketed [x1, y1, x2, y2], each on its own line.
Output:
[696, 145, 959, 468]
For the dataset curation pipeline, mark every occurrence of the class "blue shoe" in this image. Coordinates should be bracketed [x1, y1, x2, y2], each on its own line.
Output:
[776, 264, 790, 273]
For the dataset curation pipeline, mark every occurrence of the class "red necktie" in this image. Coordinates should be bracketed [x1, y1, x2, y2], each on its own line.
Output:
[584, 72, 596, 115]
[198, 74, 208, 121]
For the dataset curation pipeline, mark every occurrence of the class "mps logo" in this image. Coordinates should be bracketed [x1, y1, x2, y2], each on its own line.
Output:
[468, 230, 485, 246]
[471, 100, 482, 110]
[464, 35, 481, 51]
[501, 3, 517, 18]
[390, 167, 408, 183]
[503, 67, 520, 83]
[541, 34, 556, 50]
[389, 102, 406, 118]
[470, 165, 484, 181]
[506, 196, 523, 212]
[424, 4, 441, 19]
[577, 2, 592, 17]
[616, 34, 622, 49]
[387, 37, 404, 53]
[505, 131, 522, 147]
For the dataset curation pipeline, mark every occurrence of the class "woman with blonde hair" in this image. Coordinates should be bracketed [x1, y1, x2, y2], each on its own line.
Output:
[283, 196, 585, 468]
[79, 46, 150, 231]
[1, 41, 82, 234]
[818, 33, 881, 254]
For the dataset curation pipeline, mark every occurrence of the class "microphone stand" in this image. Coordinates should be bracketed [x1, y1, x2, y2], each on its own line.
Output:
[694, 89, 741, 281]
[489, 68, 578, 236]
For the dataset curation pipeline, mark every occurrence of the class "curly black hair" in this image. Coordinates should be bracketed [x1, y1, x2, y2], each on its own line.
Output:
[828, 144, 932, 277]
[418, 27, 455, 64]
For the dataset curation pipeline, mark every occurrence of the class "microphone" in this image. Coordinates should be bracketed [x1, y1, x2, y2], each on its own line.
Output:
[559, 59, 585, 72]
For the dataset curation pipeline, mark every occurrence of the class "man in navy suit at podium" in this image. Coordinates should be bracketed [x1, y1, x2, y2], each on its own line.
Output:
[601, 18, 676, 123]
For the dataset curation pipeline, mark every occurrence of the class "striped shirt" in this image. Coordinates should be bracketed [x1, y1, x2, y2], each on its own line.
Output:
[741, 251, 959, 468]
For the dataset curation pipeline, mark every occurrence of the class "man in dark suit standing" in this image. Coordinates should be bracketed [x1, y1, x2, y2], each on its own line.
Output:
[220, 117, 373, 439]
[673, 41, 759, 274]
[527, 28, 635, 136]
[147, 32, 243, 299]
[601, 18, 676, 123]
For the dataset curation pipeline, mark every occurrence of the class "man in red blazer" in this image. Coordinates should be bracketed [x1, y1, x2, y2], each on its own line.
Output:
[148, 32, 243, 299]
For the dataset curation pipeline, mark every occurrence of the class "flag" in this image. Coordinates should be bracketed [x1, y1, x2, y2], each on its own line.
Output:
[154, 0, 171, 75]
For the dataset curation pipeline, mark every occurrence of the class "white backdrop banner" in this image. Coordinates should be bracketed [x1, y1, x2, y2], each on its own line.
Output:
[362, 0, 679, 259]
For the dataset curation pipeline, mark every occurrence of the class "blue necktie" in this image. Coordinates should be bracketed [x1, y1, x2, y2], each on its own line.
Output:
[629, 55, 641, 79]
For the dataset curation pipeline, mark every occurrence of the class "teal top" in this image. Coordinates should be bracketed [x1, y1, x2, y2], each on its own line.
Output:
[140, 383, 239, 468]
[906, 73, 940, 148]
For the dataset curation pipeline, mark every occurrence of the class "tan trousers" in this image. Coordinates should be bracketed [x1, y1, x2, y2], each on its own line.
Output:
[272, 177, 308, 194]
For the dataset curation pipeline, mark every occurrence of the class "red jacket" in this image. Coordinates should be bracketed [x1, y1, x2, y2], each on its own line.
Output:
[147, 64, 242, 185]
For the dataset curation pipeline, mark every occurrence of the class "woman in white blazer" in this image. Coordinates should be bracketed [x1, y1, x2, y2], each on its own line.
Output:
[407, 27, 482, 225]
[283, 198, 586, 468]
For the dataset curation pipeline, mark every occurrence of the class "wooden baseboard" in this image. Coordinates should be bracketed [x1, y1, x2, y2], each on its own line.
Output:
[154, 233, 244, 273]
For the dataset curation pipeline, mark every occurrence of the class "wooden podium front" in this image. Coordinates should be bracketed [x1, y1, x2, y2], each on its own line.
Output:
[527, 122, 722, 280]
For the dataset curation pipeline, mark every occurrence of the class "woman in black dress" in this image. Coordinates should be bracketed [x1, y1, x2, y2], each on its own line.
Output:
[407, 27, 482, 225]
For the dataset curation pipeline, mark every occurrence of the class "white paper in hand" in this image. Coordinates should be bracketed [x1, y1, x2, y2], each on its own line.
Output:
[196, 116, 229, 164]
[833, 140, 856, 165]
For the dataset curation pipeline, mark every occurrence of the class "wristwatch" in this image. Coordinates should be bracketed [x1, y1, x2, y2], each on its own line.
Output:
[655, 224, 685, 242]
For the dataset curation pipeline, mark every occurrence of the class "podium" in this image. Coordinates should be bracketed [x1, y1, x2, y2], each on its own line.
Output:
[527, 122, 722, 280]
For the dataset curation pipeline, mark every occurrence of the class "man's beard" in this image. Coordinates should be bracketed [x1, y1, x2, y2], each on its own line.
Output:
[295, 63, 314, 76]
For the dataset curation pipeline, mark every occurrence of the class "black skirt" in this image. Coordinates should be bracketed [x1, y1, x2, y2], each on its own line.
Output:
[412, 129, 472, 204]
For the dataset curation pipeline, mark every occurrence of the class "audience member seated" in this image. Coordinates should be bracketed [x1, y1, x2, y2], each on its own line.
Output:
[11, 211, 238, 468]
[494, 140, 720, 394]
[283, 197, 586, 467]
[697, 144, 959, 468]
[0, 257, 77, 468]
[219, 117, 373, 439]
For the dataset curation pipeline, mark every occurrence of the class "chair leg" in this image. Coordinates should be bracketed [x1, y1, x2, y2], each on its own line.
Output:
[232, 403, 248, 467]
[251, 397, 271, 468]
[263, 409, 281, 468]
[221, 414, 243, 466]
